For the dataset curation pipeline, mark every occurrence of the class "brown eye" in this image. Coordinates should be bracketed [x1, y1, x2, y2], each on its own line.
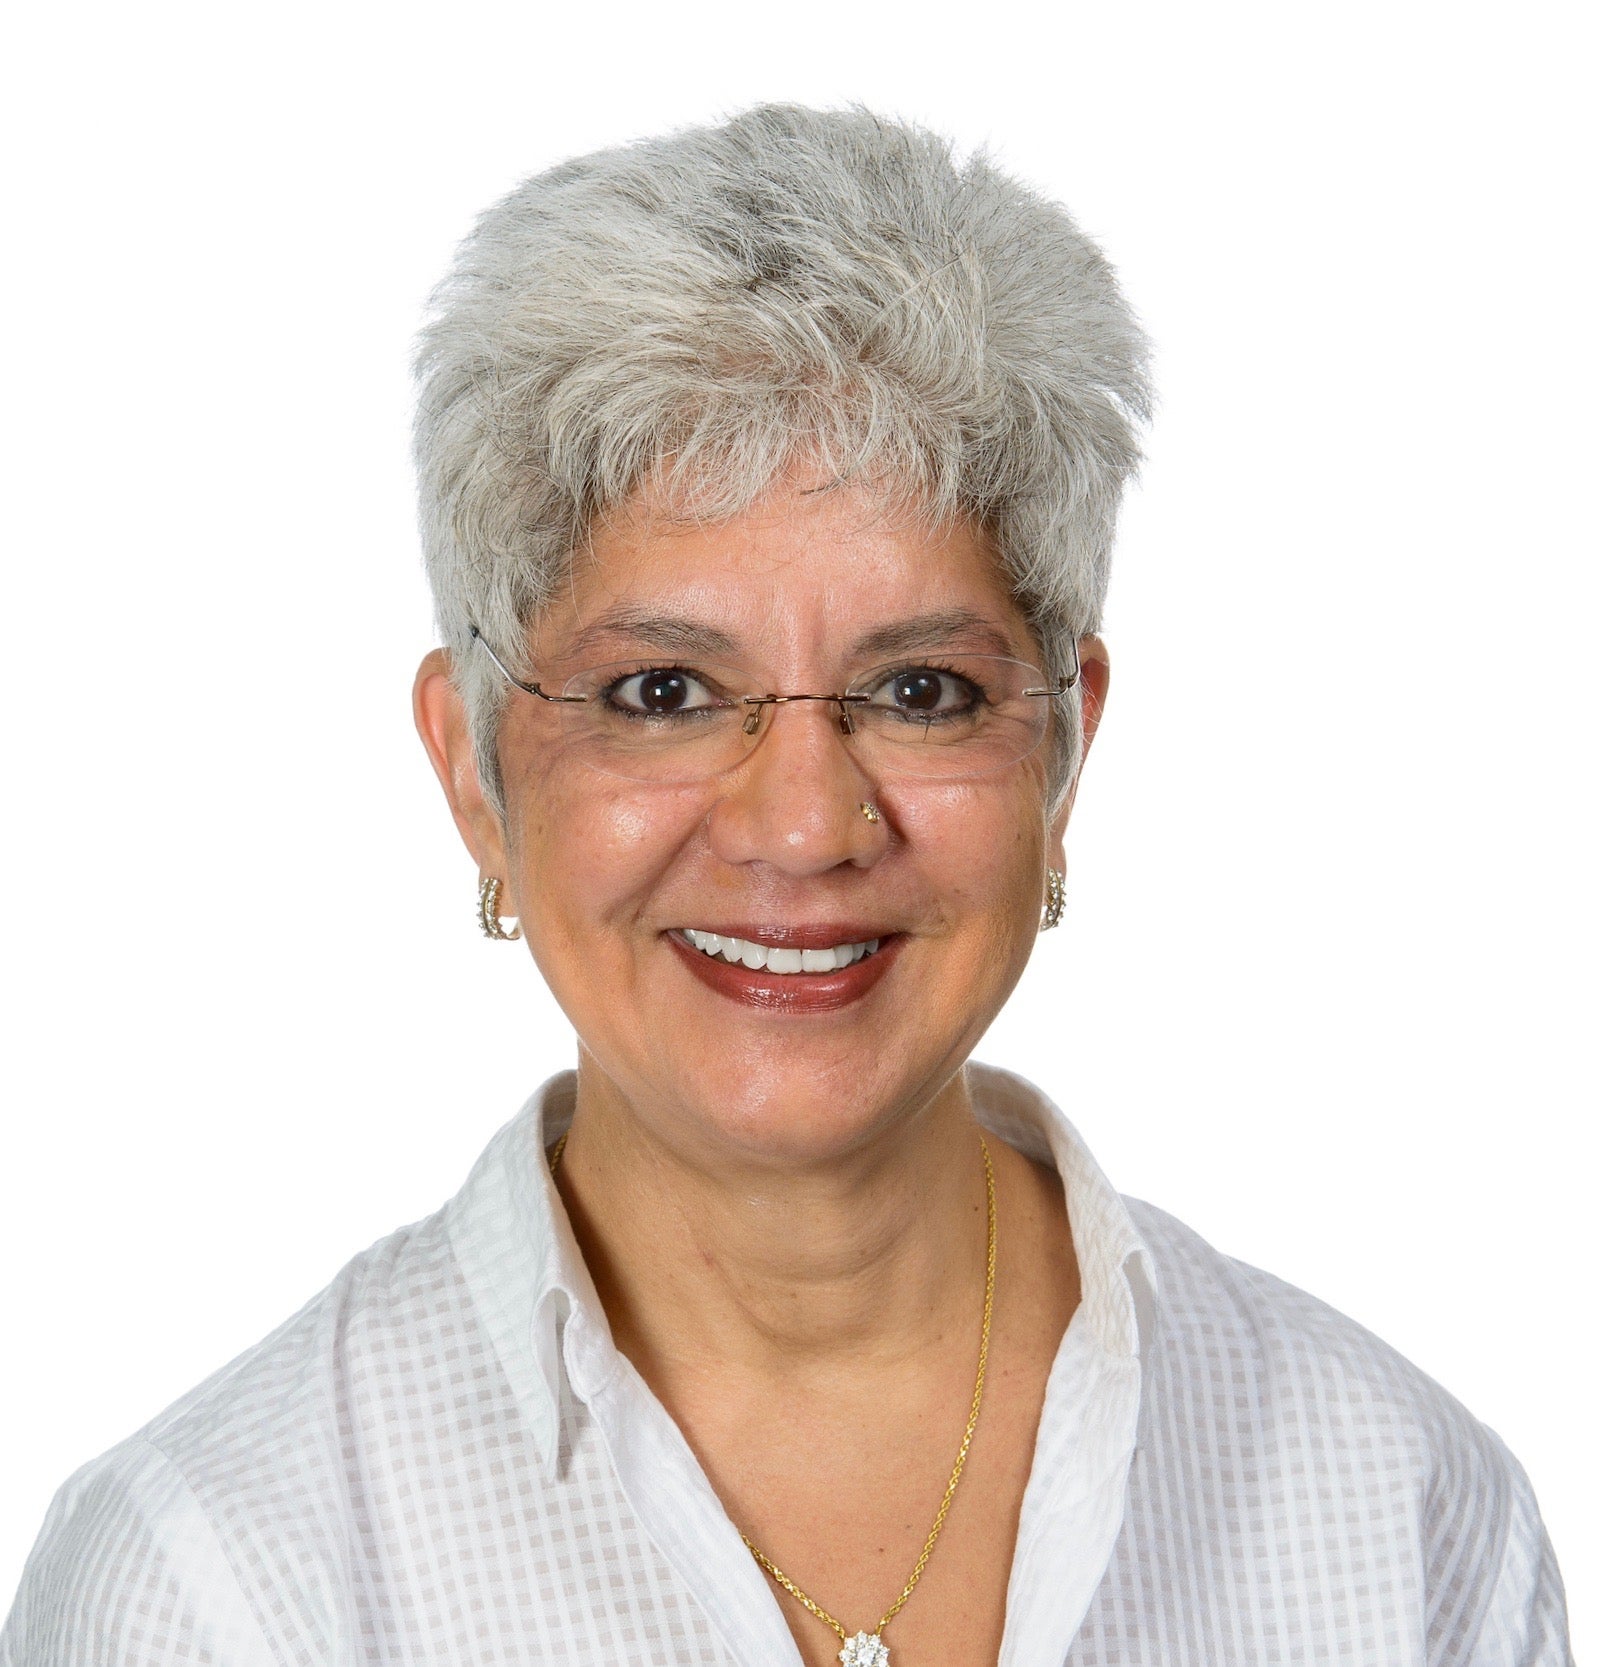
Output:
[606, 668, 718, 715]
[864, 665, 983, 718]
[639, 672, 690, 712]
[892, 670, 945, 711]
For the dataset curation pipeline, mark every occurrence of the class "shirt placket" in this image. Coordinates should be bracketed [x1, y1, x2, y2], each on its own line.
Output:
[564, 1308, 808, 1667]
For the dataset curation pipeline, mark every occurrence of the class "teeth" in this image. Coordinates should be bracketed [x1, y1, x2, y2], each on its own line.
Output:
[679, 929, 883, 973]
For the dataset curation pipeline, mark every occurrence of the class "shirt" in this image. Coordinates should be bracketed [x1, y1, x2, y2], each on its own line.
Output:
[3, 1064, 1572, 1666]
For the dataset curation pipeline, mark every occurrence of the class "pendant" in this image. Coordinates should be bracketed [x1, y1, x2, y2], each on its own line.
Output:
[839, 1633, 889, 1667]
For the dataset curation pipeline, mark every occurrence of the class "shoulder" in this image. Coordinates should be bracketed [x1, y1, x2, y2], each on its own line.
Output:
[1, 1435, 275, 1665]
[1127, 1192, 1503, 1481]
[1122, 1197, 1570, 1665]
[5, 1206, 459, 1665]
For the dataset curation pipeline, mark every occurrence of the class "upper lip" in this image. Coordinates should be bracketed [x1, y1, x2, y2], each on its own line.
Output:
[669, 923, 898, 949]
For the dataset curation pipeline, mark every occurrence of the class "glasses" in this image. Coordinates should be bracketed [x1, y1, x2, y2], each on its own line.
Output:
[470, 628, 1078, 785]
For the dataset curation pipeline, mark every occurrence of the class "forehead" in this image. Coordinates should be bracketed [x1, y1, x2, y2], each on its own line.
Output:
[533, 477, 1032, 665]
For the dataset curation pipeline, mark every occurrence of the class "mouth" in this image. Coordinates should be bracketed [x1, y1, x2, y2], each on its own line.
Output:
[665, 924, 902, 1012]
[675, 927, 882, 973]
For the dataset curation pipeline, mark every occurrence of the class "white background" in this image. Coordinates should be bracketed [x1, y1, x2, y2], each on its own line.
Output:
[4, 0, 1602, 1651]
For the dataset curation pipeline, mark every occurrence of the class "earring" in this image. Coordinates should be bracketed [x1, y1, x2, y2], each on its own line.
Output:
[478, 875, 522, 941]
[1040, 869, 1066, 932]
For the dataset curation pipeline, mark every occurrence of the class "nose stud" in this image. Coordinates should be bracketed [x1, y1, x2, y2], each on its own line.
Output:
[858, 800, 881, 823]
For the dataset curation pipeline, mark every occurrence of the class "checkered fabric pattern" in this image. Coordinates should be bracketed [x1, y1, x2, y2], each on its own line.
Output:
[3, 1065, 1570, 1664]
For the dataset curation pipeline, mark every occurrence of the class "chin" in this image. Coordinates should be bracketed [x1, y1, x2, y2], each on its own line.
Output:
[644, 1050, 955, 1168]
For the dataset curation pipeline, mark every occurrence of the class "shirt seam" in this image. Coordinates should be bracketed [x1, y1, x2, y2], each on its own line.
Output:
[130, 1434, 284, 1666]
[1453, 1429, 1521, 1667]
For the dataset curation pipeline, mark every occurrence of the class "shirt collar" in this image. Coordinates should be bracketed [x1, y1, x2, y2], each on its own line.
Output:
[442, 1069, 592, 1482]
[965, 1062, 1158, 1365]
[444, 1064, 1158, 1483]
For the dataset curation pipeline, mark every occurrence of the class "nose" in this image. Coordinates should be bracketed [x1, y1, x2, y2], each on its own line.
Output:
[707, 697, 887, 874]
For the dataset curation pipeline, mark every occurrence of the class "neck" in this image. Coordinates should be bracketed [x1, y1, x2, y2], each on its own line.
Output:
[553, 1061, 993, 1385]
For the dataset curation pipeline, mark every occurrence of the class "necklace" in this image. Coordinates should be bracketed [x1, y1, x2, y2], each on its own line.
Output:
[547, 1127, 997, 1667]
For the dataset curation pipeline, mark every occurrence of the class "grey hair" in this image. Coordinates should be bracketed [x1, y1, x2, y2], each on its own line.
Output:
[413, 102, 1152, 820]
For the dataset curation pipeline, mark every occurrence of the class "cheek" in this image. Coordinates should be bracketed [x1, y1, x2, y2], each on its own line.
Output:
[882, 777, 1049, 925]
[506, 751, 702, 930]
[587, 793, 658, 857]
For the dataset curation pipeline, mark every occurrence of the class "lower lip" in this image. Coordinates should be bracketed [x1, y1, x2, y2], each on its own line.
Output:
[667, 931, 903, 1013]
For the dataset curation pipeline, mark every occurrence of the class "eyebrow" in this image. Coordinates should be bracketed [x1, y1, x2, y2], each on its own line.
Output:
[562, 607, 744, 662]
[559, 604, 1019, 666]
[849, 610, 1020, 661]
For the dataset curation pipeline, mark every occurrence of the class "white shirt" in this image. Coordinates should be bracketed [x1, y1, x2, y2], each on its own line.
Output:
[3, 1065, 1572, 1665]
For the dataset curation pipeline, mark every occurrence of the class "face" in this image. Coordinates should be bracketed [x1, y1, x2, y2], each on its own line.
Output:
[416, 471, 1107, 1168]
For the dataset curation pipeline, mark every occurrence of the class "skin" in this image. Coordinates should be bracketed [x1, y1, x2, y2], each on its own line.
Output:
[414, 467, 1109, 1666]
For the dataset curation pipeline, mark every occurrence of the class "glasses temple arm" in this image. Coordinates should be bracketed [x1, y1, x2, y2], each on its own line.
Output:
[468, 626, 586, 703]
[1022, 641, 1083, 699]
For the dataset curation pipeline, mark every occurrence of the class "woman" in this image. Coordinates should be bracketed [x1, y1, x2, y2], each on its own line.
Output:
[4, 104, 1570, 1666]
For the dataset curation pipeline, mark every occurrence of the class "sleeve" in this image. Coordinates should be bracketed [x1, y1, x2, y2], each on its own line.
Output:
[1, 1436, 279, 1667]
[1464, 1443, 1574, 1667]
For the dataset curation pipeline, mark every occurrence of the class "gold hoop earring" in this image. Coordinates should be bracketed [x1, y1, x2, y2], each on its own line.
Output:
[478, 875, 522, 941]
[1040, 869, 1066, 932]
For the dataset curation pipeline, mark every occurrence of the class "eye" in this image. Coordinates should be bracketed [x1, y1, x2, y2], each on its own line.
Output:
[603, 666, 721, 716]
[863, 665, 985, 717]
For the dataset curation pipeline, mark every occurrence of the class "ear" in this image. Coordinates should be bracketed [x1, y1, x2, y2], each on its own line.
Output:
[413, 648, 508, 877]
[1047, 634, 1110, 865]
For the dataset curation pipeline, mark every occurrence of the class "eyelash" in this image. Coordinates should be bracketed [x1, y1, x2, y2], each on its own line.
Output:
[865, 662, 988, 707]
[600, 665, 726, 717]
[601, 659, 987, 687]
[595, 659, 991, 723]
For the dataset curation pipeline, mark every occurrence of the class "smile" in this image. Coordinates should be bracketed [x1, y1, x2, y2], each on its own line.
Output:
[675, 928, 882, 973]
[665, 924, 903, 1012]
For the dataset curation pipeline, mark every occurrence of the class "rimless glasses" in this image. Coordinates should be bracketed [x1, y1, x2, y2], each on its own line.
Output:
[469, 626, 1080, 787]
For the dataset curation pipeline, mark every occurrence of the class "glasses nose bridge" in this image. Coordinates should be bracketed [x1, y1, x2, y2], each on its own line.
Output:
[738, 692, 872, 787]
[741, 690, 863, 740]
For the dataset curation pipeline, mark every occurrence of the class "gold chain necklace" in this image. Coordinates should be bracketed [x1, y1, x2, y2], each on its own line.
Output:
[547, 1128, 996, 1667]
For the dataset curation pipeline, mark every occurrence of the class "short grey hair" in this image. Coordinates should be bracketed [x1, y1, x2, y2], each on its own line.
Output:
[413, 103, 1152, 819]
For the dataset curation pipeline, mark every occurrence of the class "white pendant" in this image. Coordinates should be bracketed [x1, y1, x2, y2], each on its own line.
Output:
[839, 1632, 889, 1667]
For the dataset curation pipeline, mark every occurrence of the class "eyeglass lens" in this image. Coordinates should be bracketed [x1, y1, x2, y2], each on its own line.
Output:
[546, 655, 1066, 784]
